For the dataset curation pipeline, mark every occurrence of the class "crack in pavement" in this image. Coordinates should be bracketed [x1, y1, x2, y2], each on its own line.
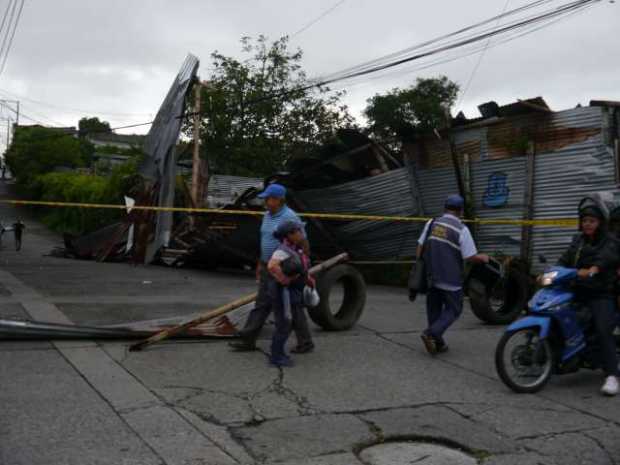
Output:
[583, 431, 617, 465]
[514, 426, 605, 441]
[371, 329, 620, 429]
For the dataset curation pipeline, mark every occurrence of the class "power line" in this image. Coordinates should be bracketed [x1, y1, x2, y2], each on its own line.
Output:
[6, 0, 604, 147]
[314, 0, 557, 83]
[0, 0, 25, 76]
[0, 0, 14, 41]
[0, 0, 18, 74]
[290, 0, 347, 38]
[188, 0, 600, 114]
[0, 87, 155, 117]
[331, 1, 597, 93]
[458, 0, 512, 109]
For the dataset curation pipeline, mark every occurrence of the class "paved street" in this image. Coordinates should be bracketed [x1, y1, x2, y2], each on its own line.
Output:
[0, 185, 618, 465]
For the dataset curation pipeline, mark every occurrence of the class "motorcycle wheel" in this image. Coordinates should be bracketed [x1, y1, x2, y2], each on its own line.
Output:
[495, 328, 554, 393]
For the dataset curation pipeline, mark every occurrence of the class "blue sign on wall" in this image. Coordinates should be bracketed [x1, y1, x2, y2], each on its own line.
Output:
[483, 172, 510, 208]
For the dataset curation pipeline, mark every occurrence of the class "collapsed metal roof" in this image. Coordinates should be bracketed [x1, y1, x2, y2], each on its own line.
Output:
[139, 54, 200, 263]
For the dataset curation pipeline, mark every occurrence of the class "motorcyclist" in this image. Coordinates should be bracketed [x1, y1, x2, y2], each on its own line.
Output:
[556, 202, 619, 396]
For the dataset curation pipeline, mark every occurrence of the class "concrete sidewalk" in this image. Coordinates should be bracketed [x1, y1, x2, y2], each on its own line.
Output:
[0, 182, 618, 465]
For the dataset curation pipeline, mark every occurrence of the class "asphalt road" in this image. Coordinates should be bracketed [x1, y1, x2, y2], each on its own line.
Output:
[0, 182, 618, 465]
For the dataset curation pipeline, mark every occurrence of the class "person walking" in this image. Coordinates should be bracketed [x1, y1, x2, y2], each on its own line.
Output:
[266, 220, 315, 367]
[229, 183, 315, 354]
[418, 194, 489, 355]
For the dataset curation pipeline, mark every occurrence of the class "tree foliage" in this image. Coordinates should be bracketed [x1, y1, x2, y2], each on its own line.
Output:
[364, 76, 459, 148]
[78, 117, 111, 135]
[188, 35, 353, 177]
[5, 126, 90, 193]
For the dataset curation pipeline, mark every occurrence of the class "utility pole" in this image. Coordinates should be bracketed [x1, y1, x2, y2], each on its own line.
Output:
[0, 99, 19, 126]
[190, 81, 209, 210]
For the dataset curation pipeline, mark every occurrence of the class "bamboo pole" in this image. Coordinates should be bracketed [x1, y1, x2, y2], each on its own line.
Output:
[129, 253, 349, 351]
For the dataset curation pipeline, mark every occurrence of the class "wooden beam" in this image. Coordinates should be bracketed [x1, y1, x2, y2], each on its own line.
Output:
[129, 253, 349, 351]
[520, 141, 536, 264]
[190, 81, 206, 208]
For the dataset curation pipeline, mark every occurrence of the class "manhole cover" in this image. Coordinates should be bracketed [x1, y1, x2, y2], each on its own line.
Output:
[359, 442, 477, 465]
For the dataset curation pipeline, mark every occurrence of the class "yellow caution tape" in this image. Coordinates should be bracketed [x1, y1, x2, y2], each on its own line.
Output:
[0, 199, 578, 228]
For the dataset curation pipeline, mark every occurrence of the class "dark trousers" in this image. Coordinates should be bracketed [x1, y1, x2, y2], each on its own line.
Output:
[237, 265, 312, 346]
[589, 297, 619, 376]
[425, 287, 463, 345]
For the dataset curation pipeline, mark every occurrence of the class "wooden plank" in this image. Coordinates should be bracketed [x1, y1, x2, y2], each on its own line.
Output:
[520, 141, 536, 264]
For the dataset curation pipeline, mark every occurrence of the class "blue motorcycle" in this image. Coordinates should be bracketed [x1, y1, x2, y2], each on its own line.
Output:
[495, 266, 620, 393]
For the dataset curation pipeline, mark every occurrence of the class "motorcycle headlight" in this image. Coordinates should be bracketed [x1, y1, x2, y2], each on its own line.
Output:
[540, 271, 558, 287]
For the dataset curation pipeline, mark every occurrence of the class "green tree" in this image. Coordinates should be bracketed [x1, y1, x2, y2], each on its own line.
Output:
[78, 116, 111, 135]
[188, 35, 353, 177]
[364, 76, 459, 148]
[5, 126, 88, 193]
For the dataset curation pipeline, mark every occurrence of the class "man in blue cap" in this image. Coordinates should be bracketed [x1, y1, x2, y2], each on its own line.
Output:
[229, 183, 315, 353]
[417, 194, 489, 355]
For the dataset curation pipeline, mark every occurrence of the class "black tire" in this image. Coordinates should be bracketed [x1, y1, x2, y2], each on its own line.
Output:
[308, 264, 367, 331]
[495, 328, 554, 393]
[469, 268, 529, 325]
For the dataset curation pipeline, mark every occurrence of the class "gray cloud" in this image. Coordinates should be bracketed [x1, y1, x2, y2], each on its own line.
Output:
[2, 0, 618, 144]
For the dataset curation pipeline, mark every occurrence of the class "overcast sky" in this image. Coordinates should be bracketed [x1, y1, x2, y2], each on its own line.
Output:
[0, 0, 618, 149]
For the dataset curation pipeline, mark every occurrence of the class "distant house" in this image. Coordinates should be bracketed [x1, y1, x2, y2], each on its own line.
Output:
[87, 132, 145, 151]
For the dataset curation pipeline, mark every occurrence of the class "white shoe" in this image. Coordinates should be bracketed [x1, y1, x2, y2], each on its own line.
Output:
[601, 376, 619, 396]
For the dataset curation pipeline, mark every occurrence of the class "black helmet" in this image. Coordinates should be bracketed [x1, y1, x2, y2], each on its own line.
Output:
[578, 194, 610, 221]
[579, 205, 605, 221]
[273, 220, 303, 241]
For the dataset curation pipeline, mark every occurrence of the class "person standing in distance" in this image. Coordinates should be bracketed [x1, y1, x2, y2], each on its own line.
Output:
[417, 194, 489, 355]
[229, 183, 315, 354]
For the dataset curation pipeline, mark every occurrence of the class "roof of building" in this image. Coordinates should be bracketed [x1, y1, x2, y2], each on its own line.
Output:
[87, 132, 146, 146]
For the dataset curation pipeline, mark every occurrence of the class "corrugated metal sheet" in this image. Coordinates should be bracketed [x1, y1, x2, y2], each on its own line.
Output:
[418, 106, 616, 269]
[140, 54, 200, 263]
[297, 168, 420, 258]
[206, 175, 262, 207]
[295, 106, 618, 260]
[531, 147, 616, 270]
[470, 156, 527, 257]
[208, 106, 616, 263]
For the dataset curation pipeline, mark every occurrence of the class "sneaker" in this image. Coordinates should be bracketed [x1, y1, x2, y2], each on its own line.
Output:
[291, 342, 315, 354]
[601, 376, 619, 396]
[421, 333, 437, 355]
[228, 340, 258, 352]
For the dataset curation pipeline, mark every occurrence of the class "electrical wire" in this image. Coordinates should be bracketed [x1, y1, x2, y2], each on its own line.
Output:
[320, 0, 597, 93]
[0, 87, 155, 118]
[312, 0, 558, 83]
[6, 0, 604, 146]
[0, 0, 14, 42]
[188, 0, 600, 113]
[290, 0, 347, 38]
[458, 0, 512, 109]
[311, 0, 597, 86]
[0, 0, 24, 76]
[0, 0, 18, 76]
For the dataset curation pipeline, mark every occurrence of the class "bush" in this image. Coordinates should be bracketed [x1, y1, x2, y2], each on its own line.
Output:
[34, 160, 138, 235]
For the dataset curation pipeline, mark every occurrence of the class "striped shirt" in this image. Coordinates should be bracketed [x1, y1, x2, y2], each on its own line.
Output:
[260, 205, 306, 263]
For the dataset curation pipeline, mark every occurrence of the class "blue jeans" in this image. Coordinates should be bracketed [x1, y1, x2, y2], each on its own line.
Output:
[425, 287, 463, 345]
